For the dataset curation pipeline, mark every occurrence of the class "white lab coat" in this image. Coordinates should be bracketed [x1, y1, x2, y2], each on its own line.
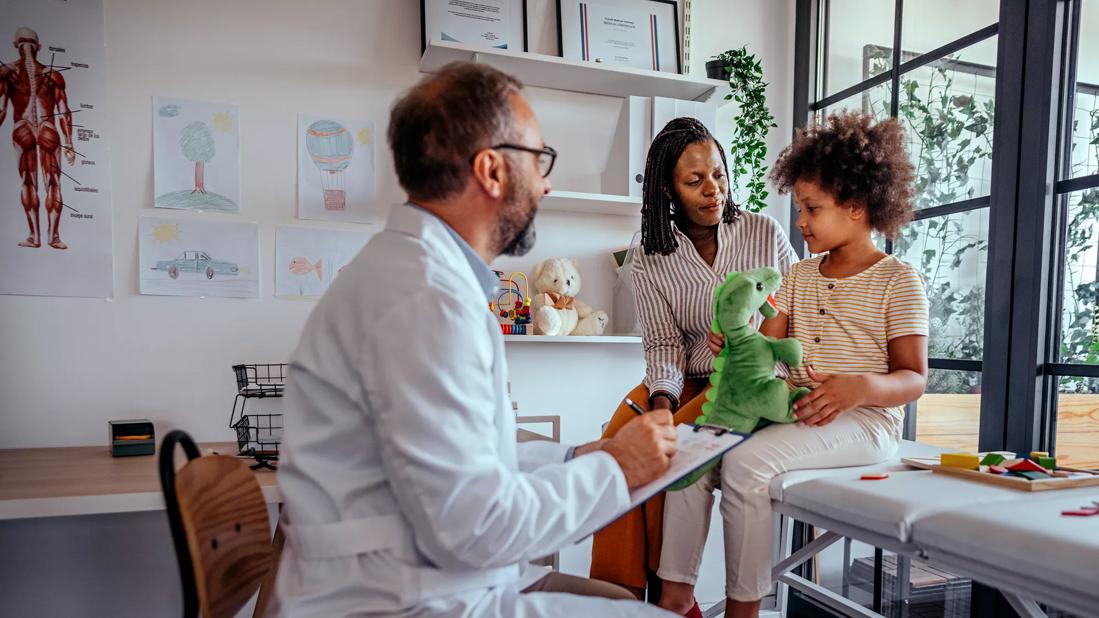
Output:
[275, 206, 672, 617]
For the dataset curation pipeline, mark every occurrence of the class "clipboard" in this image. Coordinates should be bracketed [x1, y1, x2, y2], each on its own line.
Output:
[576, 423, 749, 543]
[627, 423, 750, 509]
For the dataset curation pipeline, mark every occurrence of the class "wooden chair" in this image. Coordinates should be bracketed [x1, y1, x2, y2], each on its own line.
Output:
[159, 430, 280, 618]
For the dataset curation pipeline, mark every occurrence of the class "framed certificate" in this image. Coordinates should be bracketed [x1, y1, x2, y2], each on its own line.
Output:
[421, 0, 529, 54]
[557, 0, 681, 74]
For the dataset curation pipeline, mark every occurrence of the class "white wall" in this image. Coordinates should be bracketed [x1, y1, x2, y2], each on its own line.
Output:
[0, 0, 415, 449]
[0, 0, 796, 450]
[691, 0, 796, 229]
[0, 1, 794, 615]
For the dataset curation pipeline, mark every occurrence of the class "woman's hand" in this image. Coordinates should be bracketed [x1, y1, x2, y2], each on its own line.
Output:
[651, 394, 676, 412]
[793, 366, 867, 426]
[707, 331, 725, 357]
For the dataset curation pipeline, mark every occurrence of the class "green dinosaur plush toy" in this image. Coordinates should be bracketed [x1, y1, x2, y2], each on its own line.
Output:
[668, 267, 810, 490]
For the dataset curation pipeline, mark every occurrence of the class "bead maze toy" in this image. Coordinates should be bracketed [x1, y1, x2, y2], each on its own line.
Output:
[490, 270, 533, 335]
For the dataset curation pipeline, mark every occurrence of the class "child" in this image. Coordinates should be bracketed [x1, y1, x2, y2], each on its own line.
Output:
[656, 111, 930, 618]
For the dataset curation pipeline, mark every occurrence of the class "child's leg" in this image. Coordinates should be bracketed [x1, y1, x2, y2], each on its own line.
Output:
[718, 407, 901, 603]
[656, 467, 719, 613]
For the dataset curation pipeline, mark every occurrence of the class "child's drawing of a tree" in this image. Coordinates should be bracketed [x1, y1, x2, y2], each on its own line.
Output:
[180, 121, 214, 194]
[154, 100, 239, 213]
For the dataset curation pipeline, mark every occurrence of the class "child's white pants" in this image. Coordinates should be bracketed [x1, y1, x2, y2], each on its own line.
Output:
[657, 406, 902, 602]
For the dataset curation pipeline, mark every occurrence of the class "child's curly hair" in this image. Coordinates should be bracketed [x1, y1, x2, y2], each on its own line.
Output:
[770, 111, 916, 239]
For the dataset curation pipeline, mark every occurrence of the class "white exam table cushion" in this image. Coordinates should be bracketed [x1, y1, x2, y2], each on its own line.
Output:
[911, 488, 1099, 595]
[779, 470, 1023, 542]
[768, 440, 950, 502]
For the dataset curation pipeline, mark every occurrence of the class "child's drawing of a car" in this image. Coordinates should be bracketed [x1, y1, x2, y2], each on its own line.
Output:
[152, 251, 239, 280]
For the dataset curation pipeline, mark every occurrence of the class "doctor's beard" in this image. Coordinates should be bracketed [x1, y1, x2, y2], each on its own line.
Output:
[496, 167, 539, 257]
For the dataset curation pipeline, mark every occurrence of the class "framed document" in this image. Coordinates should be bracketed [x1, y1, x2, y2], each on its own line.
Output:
[421, 0, 529, 53]
[557, 0, 681, 74]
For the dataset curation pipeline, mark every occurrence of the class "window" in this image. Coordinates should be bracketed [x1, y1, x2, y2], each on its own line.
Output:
[791, 2, 1001, 616]
[793, 1, 1098, 616]
[1067, 0, 1099, 180]
[803, 1, 998, 454]
[819, 0, 896, 97]
[1050, 0, 1099, 471]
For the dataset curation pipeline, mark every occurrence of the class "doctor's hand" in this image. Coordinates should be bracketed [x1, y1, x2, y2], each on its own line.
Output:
[602, 410, 677, 489]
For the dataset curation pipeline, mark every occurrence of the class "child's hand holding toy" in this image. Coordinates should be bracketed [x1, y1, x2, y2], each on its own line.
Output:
[793, 366, 868, 426]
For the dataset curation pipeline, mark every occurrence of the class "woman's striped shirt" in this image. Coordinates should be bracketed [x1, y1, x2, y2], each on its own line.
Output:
[774, 254, 929, 418]
[633, 211, 798, 403]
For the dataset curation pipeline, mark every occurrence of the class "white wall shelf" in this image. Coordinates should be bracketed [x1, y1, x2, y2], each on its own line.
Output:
[540, 190, 641, 216]
[420, 40, 726, 102]
[504, 335, 641, 344]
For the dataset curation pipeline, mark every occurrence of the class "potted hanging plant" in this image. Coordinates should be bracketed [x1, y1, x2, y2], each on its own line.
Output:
[705, 57, 731, 81]
[709, 47, 777, 213]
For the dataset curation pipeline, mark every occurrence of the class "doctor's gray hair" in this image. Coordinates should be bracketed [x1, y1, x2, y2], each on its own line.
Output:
[388, 62, 523, 201]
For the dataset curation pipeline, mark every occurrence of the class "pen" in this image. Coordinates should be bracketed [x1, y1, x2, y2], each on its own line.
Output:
[624, 397, 646, 416]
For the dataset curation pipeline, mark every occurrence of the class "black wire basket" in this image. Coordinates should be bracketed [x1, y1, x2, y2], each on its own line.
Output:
[232, 413, 283, 469]
[232, 363, 286, 397]
[230, 363, 286, 470]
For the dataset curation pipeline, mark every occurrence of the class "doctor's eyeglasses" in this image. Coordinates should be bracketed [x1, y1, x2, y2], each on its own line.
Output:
[471, 144, 558, 178]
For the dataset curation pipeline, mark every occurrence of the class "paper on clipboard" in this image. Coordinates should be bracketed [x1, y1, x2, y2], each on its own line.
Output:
[627, 424, 749, 508]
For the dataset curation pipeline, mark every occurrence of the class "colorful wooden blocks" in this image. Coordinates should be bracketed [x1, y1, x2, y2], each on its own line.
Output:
[941, 453, 981, 470]
[1006, 458, 1047, 473]
[1012, 470, 1051, 481]
[979, 453, 1005, 466]
[1037, 456, 1057, 470]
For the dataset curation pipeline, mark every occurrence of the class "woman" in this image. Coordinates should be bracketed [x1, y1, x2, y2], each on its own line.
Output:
[589, 117, 798, 610]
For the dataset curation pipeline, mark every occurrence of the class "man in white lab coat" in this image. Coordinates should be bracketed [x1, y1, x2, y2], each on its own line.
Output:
[275, 62, 679, 617]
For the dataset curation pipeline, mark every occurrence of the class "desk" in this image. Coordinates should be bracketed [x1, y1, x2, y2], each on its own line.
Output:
[0, 424, 560, 522]
[0, 443, 280, 521]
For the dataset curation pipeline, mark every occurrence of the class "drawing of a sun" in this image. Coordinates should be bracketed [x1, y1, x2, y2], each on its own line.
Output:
[150, 222, 180, 244]
[356, 127, 372, 146]
[211, 111, 234, 134]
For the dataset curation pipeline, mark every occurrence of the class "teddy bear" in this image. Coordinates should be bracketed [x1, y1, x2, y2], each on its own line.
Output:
[529, 257, 608, 336]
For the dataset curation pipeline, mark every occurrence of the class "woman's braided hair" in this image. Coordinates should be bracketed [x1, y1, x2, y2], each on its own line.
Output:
[641, 117, 739, 255]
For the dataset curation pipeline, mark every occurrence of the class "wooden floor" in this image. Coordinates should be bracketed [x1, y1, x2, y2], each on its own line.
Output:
[915, 394, 1099, 468]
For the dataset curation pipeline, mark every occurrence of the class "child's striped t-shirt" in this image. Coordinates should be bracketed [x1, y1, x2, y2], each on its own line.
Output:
[774, 254, 929, 419]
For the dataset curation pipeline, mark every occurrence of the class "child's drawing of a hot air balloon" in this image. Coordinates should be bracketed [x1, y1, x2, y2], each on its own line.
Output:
[305, 119, 354, 211]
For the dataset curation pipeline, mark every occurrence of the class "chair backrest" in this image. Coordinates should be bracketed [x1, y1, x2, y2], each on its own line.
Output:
[160, 430, 274, 618]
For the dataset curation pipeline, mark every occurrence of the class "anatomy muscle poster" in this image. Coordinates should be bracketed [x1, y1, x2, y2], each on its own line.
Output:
[0, 0, 114, 297]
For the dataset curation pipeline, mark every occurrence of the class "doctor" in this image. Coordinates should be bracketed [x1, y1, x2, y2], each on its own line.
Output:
[275, 62, 679, 617]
